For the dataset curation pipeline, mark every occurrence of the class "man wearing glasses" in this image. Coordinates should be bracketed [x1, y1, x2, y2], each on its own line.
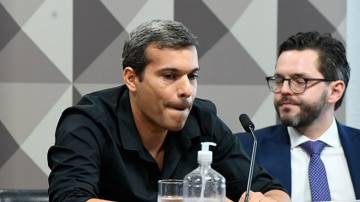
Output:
[237, 31, 360, 202]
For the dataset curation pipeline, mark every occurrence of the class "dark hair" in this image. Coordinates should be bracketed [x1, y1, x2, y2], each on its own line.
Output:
[122, 19, 198, 79]
[278, 31, 350, 110]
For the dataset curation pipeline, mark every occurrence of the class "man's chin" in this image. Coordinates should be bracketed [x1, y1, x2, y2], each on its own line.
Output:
[279, 116, 298, 127]
[168, 122, 186, 131]
[277, 111, 293, 124]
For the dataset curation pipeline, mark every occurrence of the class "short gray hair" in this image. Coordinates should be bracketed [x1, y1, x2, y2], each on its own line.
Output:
[122, 19, 198, 78]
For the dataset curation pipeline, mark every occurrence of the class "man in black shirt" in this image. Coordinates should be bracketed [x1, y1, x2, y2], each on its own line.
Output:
[47, 19, 290, 202]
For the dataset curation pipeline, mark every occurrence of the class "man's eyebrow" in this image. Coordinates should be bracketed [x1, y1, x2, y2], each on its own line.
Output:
[274, 73, 307, 78]
[156, 67, 178, 72]
[157, 67, 199, 73]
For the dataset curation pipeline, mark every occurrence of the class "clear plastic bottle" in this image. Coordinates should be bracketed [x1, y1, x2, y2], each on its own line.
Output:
[183, 142, 226, 202]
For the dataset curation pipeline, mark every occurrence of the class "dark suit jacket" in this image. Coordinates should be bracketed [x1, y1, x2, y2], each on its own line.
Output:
[236, 122, 360, 198]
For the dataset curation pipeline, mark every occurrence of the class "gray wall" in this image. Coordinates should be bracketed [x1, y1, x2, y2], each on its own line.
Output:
[0, 0, 355, 189]
[346, 0, 360, 127]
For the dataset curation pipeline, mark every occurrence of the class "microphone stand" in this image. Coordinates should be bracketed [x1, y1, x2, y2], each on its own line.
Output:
[245, 128, 257, 202]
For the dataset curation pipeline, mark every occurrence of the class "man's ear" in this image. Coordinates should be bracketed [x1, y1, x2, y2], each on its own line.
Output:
[123, 66, 137, 92]
[327, 80, 345, 105]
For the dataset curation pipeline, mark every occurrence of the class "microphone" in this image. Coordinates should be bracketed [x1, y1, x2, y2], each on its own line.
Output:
[239, 114, 257, 202]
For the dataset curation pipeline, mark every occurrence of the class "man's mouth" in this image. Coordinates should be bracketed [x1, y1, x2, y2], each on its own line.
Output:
[281, 101, 294, 105]
[279, 96, 297, 106]
[167, 101, 192, 111]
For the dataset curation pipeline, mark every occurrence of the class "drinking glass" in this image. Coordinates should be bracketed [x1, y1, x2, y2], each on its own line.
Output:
[157, 179, 184, 202]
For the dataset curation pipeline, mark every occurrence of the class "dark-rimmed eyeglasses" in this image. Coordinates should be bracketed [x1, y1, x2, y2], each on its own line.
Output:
[265, 76, 334, 94]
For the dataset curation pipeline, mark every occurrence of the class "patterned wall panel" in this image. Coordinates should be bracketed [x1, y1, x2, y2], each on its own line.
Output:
[0, 0, 347, 189]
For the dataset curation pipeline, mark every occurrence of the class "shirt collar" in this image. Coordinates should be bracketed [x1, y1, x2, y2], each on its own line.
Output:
[288, 117, 341, 149]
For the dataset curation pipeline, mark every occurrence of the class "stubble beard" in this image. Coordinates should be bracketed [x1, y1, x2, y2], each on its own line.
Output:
[275, 91, 330, 128]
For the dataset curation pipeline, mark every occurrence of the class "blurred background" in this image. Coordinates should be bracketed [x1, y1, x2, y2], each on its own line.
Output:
[1, 0, 359, 189]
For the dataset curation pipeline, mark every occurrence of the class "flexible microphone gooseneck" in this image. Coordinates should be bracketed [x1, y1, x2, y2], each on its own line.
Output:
[239, 114, 257, 202]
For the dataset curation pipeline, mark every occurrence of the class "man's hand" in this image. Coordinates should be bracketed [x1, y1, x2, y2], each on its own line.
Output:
[238, 190, 291, 202]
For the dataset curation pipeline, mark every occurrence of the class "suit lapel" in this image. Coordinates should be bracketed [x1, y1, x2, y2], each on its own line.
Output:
[259, 125, 292, 195]
[338, 123, 360, 198]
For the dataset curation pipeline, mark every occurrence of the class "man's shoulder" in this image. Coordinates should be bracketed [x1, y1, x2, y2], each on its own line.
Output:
[255, 124, 287, 135]
[338, 122, 360, 140]
[236, 124, 287, 141]
[78, 85, 126, 106]
[188, 98, 232, 139]
[338, 122, 360, 133]
[192, 98, 217, 115]
[61, 85, 127, 123]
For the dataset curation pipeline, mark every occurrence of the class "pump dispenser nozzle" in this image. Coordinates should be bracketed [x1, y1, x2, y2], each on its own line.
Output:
[198, 142, 216, 165]
[183, 141, 226, 201]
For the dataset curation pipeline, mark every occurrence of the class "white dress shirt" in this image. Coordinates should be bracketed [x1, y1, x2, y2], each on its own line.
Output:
[289, 117, 356, 202]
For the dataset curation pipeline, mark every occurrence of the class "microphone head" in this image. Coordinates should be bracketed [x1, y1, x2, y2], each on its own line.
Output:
[239, 114, 255, 133]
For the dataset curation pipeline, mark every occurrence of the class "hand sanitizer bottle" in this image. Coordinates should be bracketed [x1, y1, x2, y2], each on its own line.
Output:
[183, 142, 226, 202]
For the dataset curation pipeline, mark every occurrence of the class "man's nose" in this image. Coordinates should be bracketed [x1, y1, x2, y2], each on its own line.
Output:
[279, 80, 293, 94]
[177, 76, 194, 98]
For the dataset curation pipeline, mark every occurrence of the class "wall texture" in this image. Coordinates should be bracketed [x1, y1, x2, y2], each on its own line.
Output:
[346, 0, 360, 128]
[0, 0, 348, 189]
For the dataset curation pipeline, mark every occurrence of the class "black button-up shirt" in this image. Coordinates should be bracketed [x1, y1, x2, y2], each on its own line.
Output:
[48, 85, 284, 202]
